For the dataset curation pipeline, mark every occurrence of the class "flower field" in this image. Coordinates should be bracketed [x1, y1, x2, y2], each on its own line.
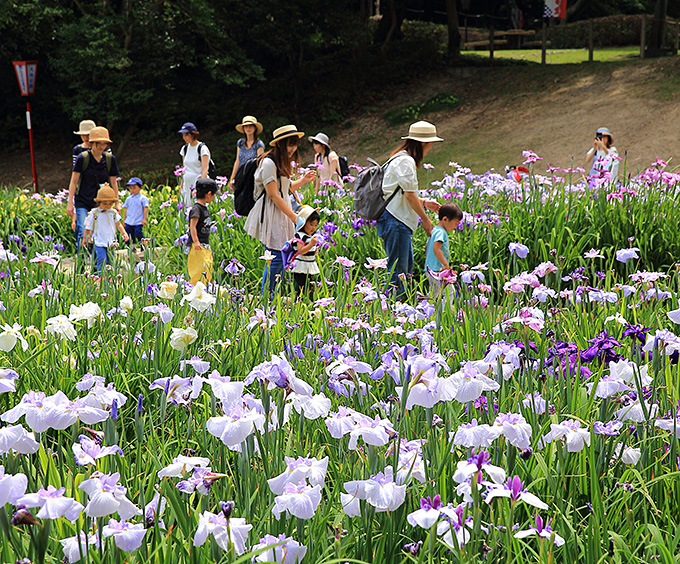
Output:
[1, 156, 680, 564]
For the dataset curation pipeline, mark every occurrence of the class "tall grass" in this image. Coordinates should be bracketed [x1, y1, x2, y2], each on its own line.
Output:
[1, 159, 680, 563]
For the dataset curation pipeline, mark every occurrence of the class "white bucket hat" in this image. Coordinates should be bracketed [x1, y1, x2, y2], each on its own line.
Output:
[401, 121, 443, 143]
[308, 133, 330, 147]
[74, 120, 96, 135]
[295, 205, 319, 231]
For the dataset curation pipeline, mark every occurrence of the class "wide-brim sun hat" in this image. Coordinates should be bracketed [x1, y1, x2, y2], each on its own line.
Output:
[88, 126, 112, 144]
[236, 116, 263, 134]
[296, 205, 319, 231]
[74, 120, 96, 135]
[402, 121, 443, 143]
[596, 127, 613, 140]
[126, 177, 143, 186]
[270, 125, 305, 147]
[178, 122, 199, 134]
[308, 133, 330, 147]
[94, 185, 118, 203]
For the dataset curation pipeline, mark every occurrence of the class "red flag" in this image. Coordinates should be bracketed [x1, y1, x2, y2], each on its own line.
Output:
[544, 0, 566, 19]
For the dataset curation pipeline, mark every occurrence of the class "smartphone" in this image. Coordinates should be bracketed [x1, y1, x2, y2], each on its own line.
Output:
[596, 132, 603, 140]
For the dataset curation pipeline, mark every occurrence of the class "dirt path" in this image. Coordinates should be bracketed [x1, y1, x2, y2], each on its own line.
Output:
[2, 56, 678, 191]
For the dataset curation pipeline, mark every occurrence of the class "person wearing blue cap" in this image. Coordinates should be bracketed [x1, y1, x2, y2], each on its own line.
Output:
[178, 122, 211, 209]
[586, 127, 619, 180]
[121, 177, 149, 247]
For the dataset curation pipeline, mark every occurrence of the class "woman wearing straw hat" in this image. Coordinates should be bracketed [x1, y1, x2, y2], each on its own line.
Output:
[72, 119, 96, 167]
[308, 132, 342, 193]
[244, 124, 317, 295]
[377, 121, 443, 300]
[228, 116, 265, 190]
[66, 126, 120, 253]
[586, 127, 620, 179]
[178, 122, 211, 209]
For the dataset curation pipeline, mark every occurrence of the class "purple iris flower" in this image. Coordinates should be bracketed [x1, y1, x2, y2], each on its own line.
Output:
[615, 247, 640, 263]
[508, 242, 529, 259]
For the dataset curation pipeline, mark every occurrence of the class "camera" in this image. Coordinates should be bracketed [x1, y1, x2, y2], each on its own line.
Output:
[596, 132, 603, 140]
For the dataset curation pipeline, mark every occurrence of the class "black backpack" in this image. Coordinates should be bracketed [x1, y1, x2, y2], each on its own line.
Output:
[338, 155, 350, 180]
[353, 154, 402, 221]
[233, 155, 274, 217]
[181, 142, 217, 180]
[76, 150, 114, 195]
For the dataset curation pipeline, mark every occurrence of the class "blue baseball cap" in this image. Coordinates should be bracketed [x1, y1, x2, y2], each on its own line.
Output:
[178, 122, 198, 134]
[126, 177, 143, 186]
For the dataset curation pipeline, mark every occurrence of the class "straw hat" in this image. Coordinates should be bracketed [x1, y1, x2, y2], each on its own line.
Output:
[236, 116, 263, 134]
[74, 120, 96, 135]
[295, 205, 319, 231]
[401, 121, 443, 143]
[270, 124, 305, 147]
[596, 127, 613, 141]
[94, 185, 118, 203]
[89, 126, 112, 144]
[308, 133, 330, 147]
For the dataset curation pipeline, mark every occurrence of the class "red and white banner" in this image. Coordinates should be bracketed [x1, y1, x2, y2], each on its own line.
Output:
[544, 0, 566, 19]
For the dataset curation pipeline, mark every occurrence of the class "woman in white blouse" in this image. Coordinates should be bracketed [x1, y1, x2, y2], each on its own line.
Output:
[377, 121, 443, 299]
[244, 124, 316, 295]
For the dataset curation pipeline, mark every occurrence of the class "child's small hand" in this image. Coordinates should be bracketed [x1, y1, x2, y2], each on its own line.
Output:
[310, 236, 318, 246]
[123, 234, 129, 242]
[142, 219, 147, 226]
[303, 170, 317, 183]
[193, 242, 202, 251]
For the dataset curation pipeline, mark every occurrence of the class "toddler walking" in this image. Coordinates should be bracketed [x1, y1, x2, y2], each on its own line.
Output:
[82, 185, 129, 273]
[424, 203, 463, 298]
[290, 205, 320, 296]
[121, 177, 149, 248]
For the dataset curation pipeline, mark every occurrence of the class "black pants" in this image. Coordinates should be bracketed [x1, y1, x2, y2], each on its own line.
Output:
[293, 273, 315, 298]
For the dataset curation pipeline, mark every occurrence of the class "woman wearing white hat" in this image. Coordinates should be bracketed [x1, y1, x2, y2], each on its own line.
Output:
[72, 120, 96, 167]
[377, 121, 443, 299]
[244, 124, 317, 295]
[586, 127, 619, 179]
[308, 133, 342, 193]
[228, 116, 265, 190]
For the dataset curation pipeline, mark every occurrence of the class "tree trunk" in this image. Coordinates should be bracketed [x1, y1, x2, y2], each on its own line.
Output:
[566, 0, 588, 20]
[446, 0, 462, 60]
[375, 0, 405, 47]
[648, 0, 669, 50]
[115, 110, 144, 163]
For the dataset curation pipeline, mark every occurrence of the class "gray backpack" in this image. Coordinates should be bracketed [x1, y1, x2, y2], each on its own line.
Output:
[353, 154, 403, 220]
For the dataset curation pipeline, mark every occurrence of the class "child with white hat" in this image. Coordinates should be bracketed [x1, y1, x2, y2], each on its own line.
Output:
[290, 205, 321, 297]
[82, 184, 129, 274]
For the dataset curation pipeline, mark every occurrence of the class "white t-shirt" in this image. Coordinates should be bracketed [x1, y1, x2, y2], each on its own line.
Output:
[588, 146, 619, 179]
[180, 142, 211, 193]
[244, 158, 294, 251]
[84, 208, 121, 247]
[383, 152, 420, 232]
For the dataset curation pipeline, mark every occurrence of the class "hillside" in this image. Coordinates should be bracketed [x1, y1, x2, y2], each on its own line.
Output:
[1, 54, 679, 191]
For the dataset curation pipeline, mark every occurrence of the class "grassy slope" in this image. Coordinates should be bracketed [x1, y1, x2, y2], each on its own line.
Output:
[333, 53, 680, 186]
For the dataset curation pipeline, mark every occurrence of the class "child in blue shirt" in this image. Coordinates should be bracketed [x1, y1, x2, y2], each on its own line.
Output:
[121, 177, 149, 247]
[425, 203, 463, 298]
